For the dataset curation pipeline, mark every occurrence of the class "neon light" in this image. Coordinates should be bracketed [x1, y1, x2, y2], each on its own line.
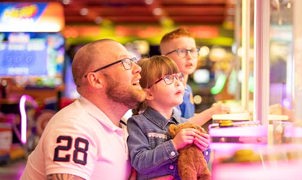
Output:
[210, 74, 227, 95]
[249, 75, 254, 92]
[19, 95, 27, 144]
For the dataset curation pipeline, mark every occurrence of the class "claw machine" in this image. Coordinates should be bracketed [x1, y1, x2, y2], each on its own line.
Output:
[210, 0, 302, 179]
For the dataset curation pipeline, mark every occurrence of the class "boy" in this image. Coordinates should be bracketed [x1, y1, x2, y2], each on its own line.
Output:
[160, 27, 228, 125]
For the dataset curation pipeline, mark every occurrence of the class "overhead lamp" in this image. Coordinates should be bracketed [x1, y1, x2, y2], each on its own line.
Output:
[145, 0, 153, 5]
[95, 16, 103, 24]
[152, 8, 162, 16]
[80, 8, 88, 16]
[62, 0, 71, 5]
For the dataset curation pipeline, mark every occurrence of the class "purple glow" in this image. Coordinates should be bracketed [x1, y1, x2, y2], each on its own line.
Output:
[284, 126, 302, 138]
[282, 98, 291, 109]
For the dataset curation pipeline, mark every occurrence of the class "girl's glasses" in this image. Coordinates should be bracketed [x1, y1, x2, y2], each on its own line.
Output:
[148, 72, 184, 88]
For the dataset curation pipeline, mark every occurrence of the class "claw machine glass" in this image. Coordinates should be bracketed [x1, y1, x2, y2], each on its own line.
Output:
[209, 0, 302, 179]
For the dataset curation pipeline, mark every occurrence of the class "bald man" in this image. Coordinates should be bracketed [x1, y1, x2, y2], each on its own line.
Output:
[21, 39, 146, 180]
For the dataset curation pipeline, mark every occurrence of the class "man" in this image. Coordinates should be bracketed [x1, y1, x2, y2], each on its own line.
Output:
[21, 39, 146, 180]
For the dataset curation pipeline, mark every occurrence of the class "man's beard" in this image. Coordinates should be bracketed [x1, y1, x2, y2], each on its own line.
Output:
[105, 75, 146, 109]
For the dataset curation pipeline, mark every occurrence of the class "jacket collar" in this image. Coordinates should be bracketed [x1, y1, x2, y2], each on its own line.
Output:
[143, 107, 181, 129]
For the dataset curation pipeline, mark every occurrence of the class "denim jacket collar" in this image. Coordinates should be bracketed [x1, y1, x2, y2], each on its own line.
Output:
[143, 107, 181, 129]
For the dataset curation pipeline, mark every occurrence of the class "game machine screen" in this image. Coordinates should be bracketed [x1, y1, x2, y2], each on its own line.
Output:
[0, 32, 65, 88]
[0, 2, 65, 88]
[0, 2, 64, 147]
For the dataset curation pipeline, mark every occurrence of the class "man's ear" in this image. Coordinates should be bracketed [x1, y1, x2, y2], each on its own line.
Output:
[86, 73, 104, 89]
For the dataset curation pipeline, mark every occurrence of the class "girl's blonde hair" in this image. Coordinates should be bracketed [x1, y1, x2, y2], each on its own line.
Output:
[132, 55, 180, 115]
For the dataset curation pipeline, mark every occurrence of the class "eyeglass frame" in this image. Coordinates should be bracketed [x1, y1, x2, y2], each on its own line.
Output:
[165, 48, 200, 58]
[84, 57, 138, 77]
[148, 72, 184, 88]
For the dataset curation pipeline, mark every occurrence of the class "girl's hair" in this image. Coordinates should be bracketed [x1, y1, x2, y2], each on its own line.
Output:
[132, 55, 179, 115]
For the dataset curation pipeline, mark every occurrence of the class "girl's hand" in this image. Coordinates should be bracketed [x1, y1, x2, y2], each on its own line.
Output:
[193, 132, 210, 151]
[172, 128, 202, 150]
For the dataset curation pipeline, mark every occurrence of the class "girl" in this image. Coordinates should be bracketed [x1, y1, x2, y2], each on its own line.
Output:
[127, 55, 210, 180]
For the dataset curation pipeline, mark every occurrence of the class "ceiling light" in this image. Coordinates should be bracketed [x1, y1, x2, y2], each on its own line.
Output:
[152, 8, 162, 16]
[80, 8, 88, 16]
[62, 0, 71, 5]
[95, 16, 103, 24]
[145, 0, 153, 5]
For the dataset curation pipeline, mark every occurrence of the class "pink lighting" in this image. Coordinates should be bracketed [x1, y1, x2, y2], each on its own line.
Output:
[212, 144, 302, 180]
[213, 160, 302, 180]
[18, 94, 38, 145]
[210, 125, 267, 137]
[19, 95, 27, 144]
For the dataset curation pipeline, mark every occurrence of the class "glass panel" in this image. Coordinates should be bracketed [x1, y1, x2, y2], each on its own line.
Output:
[269, 0, 293, 120]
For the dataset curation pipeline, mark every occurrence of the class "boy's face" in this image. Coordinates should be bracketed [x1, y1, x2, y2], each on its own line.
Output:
[161, 37, 198, 76]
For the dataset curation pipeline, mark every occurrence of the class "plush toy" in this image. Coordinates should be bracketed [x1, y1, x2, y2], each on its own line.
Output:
[169, 122, 211, 180]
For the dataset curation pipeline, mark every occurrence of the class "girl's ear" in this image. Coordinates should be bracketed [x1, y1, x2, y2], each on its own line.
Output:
[144, 88, 154, 100]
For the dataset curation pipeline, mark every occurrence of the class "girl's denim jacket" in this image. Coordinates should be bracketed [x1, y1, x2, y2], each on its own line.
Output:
[127, 107, 210, 180]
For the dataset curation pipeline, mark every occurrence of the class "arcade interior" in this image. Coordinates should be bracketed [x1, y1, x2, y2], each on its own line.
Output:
[1, 0, 302, 179]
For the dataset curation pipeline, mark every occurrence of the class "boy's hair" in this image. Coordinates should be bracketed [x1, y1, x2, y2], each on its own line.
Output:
[132, 55, 179, 115]
[160, 27, 194, 53]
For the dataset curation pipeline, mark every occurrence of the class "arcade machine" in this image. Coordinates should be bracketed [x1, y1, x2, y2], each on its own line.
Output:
[0, 2, 65, 163]
[207, 1, 302, 179]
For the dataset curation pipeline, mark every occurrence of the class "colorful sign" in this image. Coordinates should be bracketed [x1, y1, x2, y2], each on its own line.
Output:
[0, 2, 64, 32]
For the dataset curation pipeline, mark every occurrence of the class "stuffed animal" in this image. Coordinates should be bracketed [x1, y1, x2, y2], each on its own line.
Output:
[169, 122, 211, 180]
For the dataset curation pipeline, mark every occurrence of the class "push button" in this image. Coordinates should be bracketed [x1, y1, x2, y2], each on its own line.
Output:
[169, 165, 174, 170]
[170, 151, 176, 157]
